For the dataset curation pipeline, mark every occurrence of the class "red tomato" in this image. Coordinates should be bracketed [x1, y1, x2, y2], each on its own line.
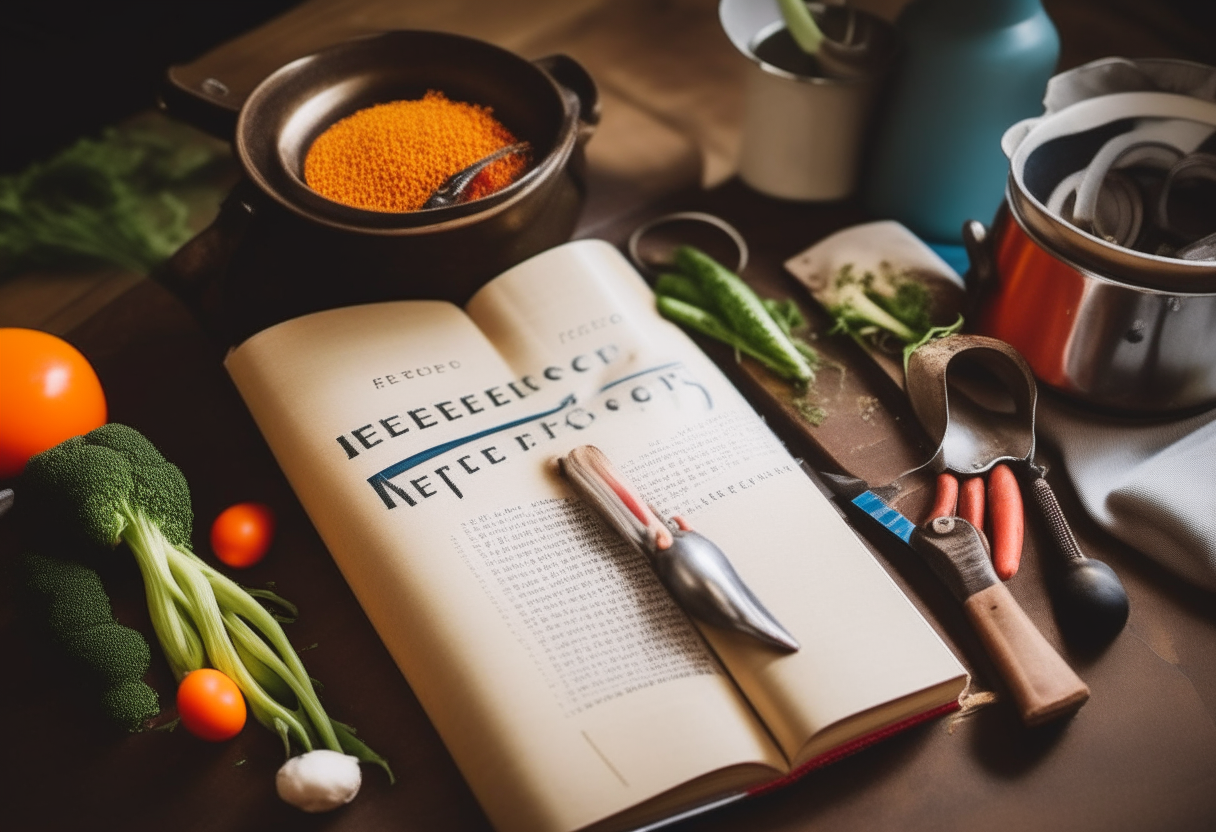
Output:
[210, 502, 276, 568]
[177, 668, 247, 741]
[0, 328, 107, 479]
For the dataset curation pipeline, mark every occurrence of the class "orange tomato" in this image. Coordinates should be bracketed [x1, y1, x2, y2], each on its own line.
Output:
[210, 502, 276, 568]
[0, 328, 107, 479]
[177, 668, 247, 741]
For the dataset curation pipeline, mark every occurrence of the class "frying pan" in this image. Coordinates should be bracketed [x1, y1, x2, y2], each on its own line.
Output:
[156, 30, 600, 344]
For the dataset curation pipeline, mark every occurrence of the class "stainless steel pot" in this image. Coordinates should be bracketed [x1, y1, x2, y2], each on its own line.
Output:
[156, 30, 599, 345]
[970, 205, 1216, 414]
[1002, 90, 1216, 292]
[971, 59, 1216, 415]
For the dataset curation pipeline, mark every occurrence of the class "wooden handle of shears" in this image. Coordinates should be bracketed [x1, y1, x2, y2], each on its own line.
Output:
[964, 582, 1090, 726]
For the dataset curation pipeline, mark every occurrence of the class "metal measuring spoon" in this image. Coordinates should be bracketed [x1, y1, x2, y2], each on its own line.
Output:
[421, 142, 530, 210]
[906, 335, 1130, 647]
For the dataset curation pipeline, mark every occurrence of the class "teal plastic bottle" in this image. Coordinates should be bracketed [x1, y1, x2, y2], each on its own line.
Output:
[863, 0, 1060, 244]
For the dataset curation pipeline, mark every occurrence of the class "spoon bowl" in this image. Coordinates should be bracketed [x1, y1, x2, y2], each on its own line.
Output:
[422, 142, 531, 210]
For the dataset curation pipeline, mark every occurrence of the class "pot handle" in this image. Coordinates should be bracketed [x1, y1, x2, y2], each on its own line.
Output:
[534, 54, 602, 136]
[152, 180, 261, 342]
[157, 67, 245, 141]
[962, 218, 998, 313]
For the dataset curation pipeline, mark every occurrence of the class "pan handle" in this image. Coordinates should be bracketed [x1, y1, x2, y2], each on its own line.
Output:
[533, 54, 601, 135]
[157, 67, 244, 141]
[152, 181, 261, 343]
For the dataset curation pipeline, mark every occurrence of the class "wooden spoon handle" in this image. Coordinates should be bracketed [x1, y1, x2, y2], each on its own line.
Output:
[964, 582, 1090, 726]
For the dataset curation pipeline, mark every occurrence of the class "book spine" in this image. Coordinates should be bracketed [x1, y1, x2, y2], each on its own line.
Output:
[745, 699, 962, 798]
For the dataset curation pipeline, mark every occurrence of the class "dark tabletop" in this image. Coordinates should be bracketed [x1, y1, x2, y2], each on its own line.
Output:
[2, 2, 1215, 831]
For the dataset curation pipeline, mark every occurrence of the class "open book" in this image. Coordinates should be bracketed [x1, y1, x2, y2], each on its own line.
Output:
[224, 240, 968, 832]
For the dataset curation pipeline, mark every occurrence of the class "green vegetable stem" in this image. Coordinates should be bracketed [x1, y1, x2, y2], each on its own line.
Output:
[18, 549, 160, 732]
[660, 245, 817, 385]
[777, 0, 826, 55]
[20, 423, 392, 781]
[657, 295, 808, 381]
[822, 263, 963, 371]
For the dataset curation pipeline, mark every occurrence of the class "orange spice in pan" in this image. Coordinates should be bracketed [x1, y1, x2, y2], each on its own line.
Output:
[303, 90, 527, 212]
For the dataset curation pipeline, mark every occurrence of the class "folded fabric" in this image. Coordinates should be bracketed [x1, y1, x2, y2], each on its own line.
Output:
[1036, 397, 1216, 593]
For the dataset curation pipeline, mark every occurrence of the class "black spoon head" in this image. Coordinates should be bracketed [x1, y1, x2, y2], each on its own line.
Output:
[1056, 558, 1130, 648]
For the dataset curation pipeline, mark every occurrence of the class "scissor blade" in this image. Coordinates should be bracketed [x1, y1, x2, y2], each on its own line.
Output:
[818, 472, 915, 543]
[851, 490, 916, 543]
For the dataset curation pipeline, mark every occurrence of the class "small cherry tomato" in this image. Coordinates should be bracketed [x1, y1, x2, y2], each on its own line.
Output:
[0, 328, 107, 479]
[177, 668, 246, 742]
[210, 502, 276, 568]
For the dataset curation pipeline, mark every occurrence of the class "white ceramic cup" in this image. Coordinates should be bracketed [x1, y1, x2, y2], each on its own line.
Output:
[721, 0, 888, 201]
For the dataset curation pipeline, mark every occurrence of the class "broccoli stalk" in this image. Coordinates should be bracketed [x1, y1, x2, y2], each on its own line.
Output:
[21, 423, 391, 780]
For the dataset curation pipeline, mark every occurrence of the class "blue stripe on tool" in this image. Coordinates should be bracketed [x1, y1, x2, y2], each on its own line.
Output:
[851, 490, 915, 543]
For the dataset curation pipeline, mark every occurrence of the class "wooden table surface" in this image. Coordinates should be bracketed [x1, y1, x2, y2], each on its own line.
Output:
[2, 2, 1215, 831]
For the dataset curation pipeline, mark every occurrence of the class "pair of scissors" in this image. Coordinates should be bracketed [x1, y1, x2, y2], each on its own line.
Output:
[905, 334, 1129, 646]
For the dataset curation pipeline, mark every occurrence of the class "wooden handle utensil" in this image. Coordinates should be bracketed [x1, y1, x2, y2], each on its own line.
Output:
[913, 516, 1089, 726]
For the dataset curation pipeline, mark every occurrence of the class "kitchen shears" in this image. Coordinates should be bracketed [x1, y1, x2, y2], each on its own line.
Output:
[905, 334, 1129, 644]
[907, 335, 1033, 581]
[820, 471, 1089, 726]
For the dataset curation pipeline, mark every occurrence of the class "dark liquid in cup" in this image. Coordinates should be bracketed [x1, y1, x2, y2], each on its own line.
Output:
[752, 27, 823, 78]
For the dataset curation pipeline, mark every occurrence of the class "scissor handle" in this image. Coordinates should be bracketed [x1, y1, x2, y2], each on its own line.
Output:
[963, 580, 1090, 726]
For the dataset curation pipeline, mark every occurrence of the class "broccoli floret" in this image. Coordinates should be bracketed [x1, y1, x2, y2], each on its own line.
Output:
[21, 424, 391, 780]
[18, 549, 160, 732]
[65, 622, 152, 688]
[874, 279, 934, 335]
[101, 679, 162, 732]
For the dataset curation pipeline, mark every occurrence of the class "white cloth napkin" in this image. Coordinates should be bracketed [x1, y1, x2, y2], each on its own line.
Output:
[1036, 397, 1216, 592]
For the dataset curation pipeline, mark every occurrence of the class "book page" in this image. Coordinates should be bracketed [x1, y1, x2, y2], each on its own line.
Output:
[224, 287, 786, 832]
[225, 240, 966, 832]
[465, 241, 968, 766]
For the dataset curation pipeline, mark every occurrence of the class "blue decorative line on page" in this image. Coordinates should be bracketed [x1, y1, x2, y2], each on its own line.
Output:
[367, 360, 697, 503]
[371, 394, 577, 481]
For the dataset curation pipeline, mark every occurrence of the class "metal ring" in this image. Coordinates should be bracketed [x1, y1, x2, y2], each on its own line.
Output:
[1156, 151, 1216, 243]
[626, 211, 749, 277]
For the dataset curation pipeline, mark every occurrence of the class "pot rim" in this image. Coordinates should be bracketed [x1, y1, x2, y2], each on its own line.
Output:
[1006, 90, 1216, 289]
[233, 30, 580, 237]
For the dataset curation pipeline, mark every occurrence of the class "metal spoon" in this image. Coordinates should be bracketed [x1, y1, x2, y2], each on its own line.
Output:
[558, 444, 800, 652]
[906, 335, 1130, 647]
[421, 142, 530, 210]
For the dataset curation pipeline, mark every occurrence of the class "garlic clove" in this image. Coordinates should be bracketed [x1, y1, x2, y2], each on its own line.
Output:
[276, 749, 363, 812]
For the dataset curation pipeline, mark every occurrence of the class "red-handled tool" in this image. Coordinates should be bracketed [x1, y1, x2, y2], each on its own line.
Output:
[906, 334, 1128, 646]
[926, 465, 1024, 581]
